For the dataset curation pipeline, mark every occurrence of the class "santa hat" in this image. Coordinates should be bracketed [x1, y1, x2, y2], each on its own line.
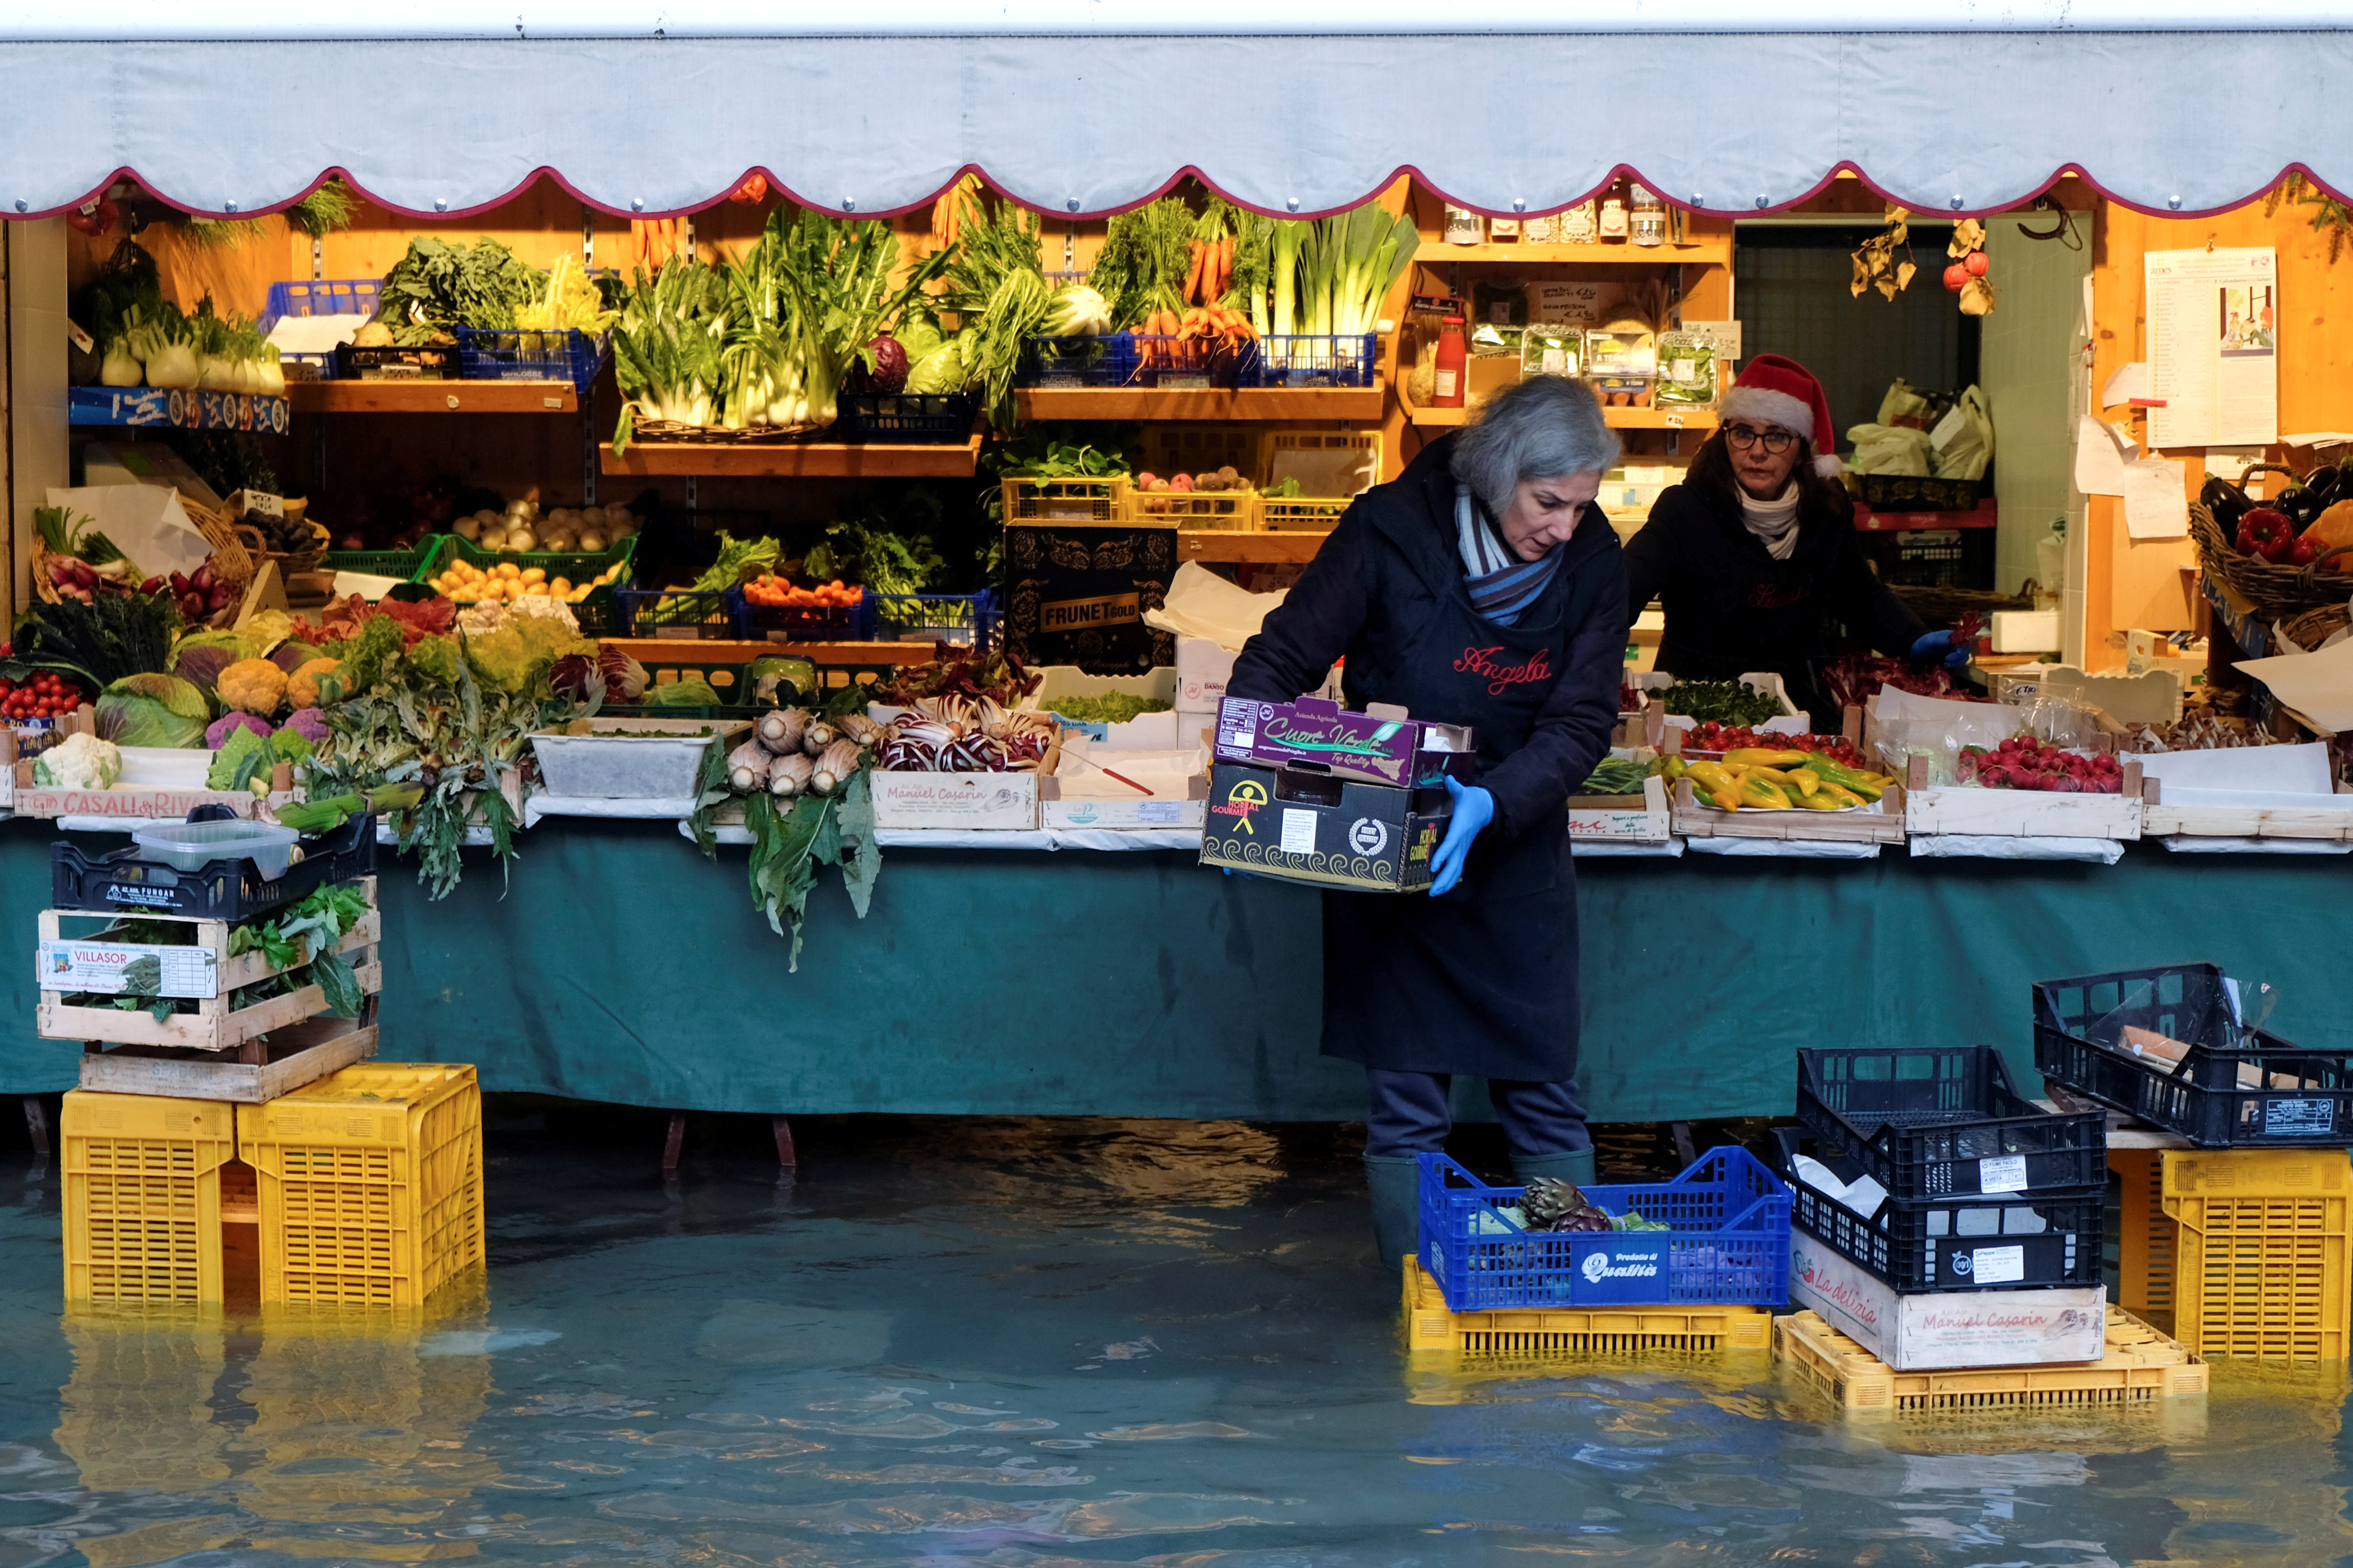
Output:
[1719, 353, 1843, 477]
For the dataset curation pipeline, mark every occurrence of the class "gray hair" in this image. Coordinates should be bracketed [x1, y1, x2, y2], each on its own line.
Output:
[1449, 377, 1622, 515]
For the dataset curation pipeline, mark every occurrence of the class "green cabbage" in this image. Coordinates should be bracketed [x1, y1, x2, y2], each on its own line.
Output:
[95, 674, 209, 748]
[904, 338, 964, 396]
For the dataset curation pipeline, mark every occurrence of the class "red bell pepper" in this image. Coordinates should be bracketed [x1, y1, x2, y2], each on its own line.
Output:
[2290, 536, 2321, 566]
[2237, 507, 2295, 561]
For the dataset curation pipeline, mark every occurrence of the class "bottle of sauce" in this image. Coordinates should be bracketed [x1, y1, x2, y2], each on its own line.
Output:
[1597, 186, 1630, 244]
[1432, 316, 1468, 407]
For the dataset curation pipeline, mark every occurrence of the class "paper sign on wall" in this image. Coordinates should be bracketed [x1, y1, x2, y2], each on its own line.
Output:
[2145, 246, 2277, 448]
[2073, 416, 2136, 497]
[2123, 456, 2190, 540]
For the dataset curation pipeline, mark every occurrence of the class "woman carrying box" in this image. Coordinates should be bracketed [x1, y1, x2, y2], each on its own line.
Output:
[1229, 377, 1629, 1274]
[1623, 354, 1961, 729]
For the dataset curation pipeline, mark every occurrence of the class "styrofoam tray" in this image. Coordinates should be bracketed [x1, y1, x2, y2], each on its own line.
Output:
[529, 718, 749, 799]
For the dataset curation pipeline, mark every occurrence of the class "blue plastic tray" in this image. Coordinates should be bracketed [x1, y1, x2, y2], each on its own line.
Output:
[1417, 1146, 1790, 1313]
[454, 327, 610, 394]
[259, 279, 381, 379]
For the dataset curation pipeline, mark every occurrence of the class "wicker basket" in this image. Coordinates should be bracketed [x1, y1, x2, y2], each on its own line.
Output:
[2188, 501, 2353, 620]
[1890, 584, 2036, 626]
[2279, 603, 2352, 653]
[30, 495, 254, 613]
[232, 517, 330, 576]
[621, 411, 830, 445]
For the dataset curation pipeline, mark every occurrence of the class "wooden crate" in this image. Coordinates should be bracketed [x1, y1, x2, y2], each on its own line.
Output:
[1567, 775, 1673, 845]
[79, 1015, 381, 1103]
[38, 877, 382, 1056]
[2138, 775, 2353, 842]
[1902, 754, 2144, 840]
[1671, 777, 1907, 845]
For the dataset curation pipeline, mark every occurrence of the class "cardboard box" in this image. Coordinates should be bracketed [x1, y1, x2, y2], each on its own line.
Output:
[1028, 665, 1180, 748]
[870, 770, 1041, 831]
[1213, 696, 1474, 790]
[1788, 1225, 2107, 1371]
[1566, 774, 1672, 844]
[1004, 520, 1177, 675]
[1176, 636, 1237, 709]
[1198, 761, 1449, 892]
[1991, 609, 2062, 653]
[1039, 744, 1206, 830]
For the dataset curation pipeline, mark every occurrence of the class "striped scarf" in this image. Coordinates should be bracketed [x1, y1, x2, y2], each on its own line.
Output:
[1456, 483, 1564, 626]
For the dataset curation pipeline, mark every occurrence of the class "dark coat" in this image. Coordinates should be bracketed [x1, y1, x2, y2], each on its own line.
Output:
[1622, 477, 1927, 728]
[1229, 432, 1627, 1082]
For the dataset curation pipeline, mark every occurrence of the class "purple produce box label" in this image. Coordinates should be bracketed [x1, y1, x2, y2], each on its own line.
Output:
[1214, 696, 1466, 788]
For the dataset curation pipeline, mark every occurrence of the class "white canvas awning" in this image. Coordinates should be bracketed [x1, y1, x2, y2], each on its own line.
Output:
[0, 5, 2347, 221]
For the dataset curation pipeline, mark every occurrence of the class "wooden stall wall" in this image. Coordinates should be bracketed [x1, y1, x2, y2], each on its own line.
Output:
[2088, 193, 2353, 666]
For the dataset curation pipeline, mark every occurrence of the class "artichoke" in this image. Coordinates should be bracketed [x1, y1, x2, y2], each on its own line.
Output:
[1521, 1178, 1586, 1232]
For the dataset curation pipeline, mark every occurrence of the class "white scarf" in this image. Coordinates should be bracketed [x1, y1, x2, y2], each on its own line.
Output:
[1739, 482, 1801, 561]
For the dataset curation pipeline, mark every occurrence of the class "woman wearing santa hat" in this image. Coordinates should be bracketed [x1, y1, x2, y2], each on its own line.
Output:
[1623, 353, 1967, 728]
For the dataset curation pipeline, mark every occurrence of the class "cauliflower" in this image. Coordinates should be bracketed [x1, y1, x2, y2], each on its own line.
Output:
[286, 657, 344, 710]
[219, 657, 289, 717]
[32, 733, 123, 789]
[206, 710, 272, 749]
[278, 707, 329, 746]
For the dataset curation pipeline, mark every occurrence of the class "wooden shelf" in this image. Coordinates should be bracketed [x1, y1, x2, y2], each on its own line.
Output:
[605, 637, 937, 665]
[1416, 238, 1733, 267]
[1178, 529, 1337, 564]
[1015, 381, 1385, 423]
[288, 380, 579, 414]
[1397, 386, 1718, 432]
[599, 430, 983, 478]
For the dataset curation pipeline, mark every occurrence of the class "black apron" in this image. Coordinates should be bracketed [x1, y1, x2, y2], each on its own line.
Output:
[1321, 567, 1578, 1084]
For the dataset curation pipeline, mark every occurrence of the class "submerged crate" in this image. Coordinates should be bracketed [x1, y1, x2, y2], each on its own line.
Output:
[238, 1063, 486, 1309]
[1773, 1126, 2103, 1293]
[1403, 1258, 1769, 1358]
[1418, 1146, 1789, 1313]
[61, 1092, 238, 1304]
[2034, 963, 2353, 1148]
[38, 876, 384, 1056]
[1774, 1306, 2208, 1412]
[1798, 1045, 2106, 1200]
[2162, 1147, 2352, 1360]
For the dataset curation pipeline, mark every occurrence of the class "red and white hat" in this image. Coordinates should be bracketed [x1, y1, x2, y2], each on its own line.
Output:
[1720, 353, 1843, 476]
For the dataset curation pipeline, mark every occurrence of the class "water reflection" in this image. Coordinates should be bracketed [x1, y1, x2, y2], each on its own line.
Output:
[4, 1118, 2352, 1566]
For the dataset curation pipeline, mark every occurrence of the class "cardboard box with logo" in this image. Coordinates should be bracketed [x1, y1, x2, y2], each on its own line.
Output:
[1004, 521, 1177, 675]
[1212, 696, 1472, 790]
[1788, 1227, 2107, 1371]
[1200, 760, 1450, 892]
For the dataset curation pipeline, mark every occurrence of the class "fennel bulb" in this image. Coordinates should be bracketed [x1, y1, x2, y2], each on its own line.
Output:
[99, 340, 142, 386]
[145, 343, 199, 389]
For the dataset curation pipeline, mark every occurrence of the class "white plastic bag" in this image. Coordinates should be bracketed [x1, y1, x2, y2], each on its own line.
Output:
[1931, 386, 1995, 482]
[1846, 422, 1933, 476]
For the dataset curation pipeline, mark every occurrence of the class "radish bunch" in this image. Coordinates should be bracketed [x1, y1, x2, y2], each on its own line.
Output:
[1962, 736, 2123, 793]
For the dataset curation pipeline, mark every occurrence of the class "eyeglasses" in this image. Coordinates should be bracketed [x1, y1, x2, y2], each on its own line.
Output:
[1724, 424, 1797, 454]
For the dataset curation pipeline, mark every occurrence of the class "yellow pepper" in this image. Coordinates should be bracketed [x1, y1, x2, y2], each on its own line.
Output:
[1792, 790, 1848, 810]
[1709, 783, 1743, 811]
[1723, 748, 1810, 769]
[1814, 780, 1866, 808]
[1737, 774, 1792, 810]
[1686, 761, 1737, 794]
[1750, 765, 1820, 797]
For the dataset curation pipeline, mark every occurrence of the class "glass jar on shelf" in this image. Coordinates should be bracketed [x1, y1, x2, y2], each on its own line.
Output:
[1629, 185, 1667, 247]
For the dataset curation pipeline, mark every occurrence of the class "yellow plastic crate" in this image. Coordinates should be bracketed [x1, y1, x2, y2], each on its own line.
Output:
[1140, 424, 1258, 485]
[238, 1064, 485, 1309]
[1125, 488, 1261, 530]
[2163, 1147, 2352, 1360]
[1774, 1306, 2209, 1413]
[61, 1092, 238, 1305]
[1402, 1259, 1769, 1358]
[2111, 1148, 2178, 1329]
[1000, 475, 1130, 524]
[1260, 494, 1355, 534]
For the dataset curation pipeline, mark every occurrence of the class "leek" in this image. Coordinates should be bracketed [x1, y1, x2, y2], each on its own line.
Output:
[1271, 220, 1303, 338]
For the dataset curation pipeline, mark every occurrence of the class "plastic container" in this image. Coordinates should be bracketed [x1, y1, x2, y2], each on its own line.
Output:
[333, 341, 462, 381]
[999, 475, 1130, 524]
[1417, 1146, 1790, 1314]
[61, 1091, 238, 1304]
[833, 391, 980, 445]
[416, 534, 638, 638]
[1797, 1045, 2107, 1200]
[320, 538, 440, 584]
[238, 1064, 485, 1309]
[454, 326, 608, 394]
[616, 586, 747, 640]
[2033, 963, 2353, 1148]
[1017, 334, 1142, 388]
[1430, 317, 1467, 407]
[528, 717, 750, 800]
[132, 818, 299, 877]
[1775, 1306, 2209, 1413]
[2162, 1147, 2352, 1360]
[1252, 332, 1381, 390]
[1402, 1258, 1770, 1359]
[1772, 1127, 2103, 1293]
[869, 591, 995, 650]
[259, 278, 381, 379]
[2111, 1148, 2179, 1328]
[53, 810, 378, 921]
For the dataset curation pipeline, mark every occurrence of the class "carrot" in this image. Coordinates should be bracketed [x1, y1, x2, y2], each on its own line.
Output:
[1184, 241, 1206, 304]
[1216, 234, 1235, 300]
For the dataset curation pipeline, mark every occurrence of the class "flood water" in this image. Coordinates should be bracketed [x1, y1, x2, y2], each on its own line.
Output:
[3, 1111, 2351, 1567]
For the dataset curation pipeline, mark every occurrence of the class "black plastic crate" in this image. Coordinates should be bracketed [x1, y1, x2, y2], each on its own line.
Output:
[834, 391, 979, 445]
[1854, 525, 1995, 589]
[2033, 962, 2353, 1148]
[50, 812, 378, 922]
[334, 342, 463, 381]
[1797, 1045, 2107, 1199]
[1769, 1127, 2103, 1294]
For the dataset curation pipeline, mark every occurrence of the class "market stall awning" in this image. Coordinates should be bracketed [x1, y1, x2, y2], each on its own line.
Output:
[1, 12, 2350, 220]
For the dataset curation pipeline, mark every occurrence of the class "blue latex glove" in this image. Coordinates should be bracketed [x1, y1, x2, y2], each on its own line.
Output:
[1911, 629, 1971, 671]
[1427, 775, 1495, 898]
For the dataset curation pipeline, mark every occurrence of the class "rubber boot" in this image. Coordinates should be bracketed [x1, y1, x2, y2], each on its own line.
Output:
[1363, 1155, 1421, 1276]
[1510, 1147, 1597, 1187]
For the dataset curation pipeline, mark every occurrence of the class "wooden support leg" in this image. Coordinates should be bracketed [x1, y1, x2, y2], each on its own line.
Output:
[772, 1116, 798, 1173]
[22, 1097, 50, 1159]
[662, 1112, 686, 1173]
[1671, 1121, 1698, 1167]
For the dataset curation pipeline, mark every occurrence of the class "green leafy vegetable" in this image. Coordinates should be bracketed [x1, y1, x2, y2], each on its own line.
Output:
[370, 237, 543, 345]
[1, 593, 179, 691]
[1043, 694, 1172, 724]
[741, 767, 881, 970]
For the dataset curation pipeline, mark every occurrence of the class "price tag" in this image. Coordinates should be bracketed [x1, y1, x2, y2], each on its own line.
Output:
[1663, 413, 1685, 429]
[1279, 808, 1318, 856]
[243, 491, 285, 521]
[1978, 1154, 2029, 1193]
[1966, 1244, 2026, 1285]
[65, 318, 94, 356]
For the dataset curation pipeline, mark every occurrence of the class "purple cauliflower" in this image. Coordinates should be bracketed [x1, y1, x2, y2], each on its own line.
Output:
[206, 710, 274, 749]
[279, 707, 329, 745]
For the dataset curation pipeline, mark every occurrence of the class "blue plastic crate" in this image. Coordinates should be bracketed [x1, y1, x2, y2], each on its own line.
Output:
[1017, 334, 1140, 388]
[868, 592, 994, 651]
[740, 593, 877, 642]
[454, 326, 610, 394]
[1417, 1147, 1790, 1313]
[834, 391, 979, 445]
[259, 278, 381, 379]
[1249, 333, 1380, 389]
[616, 586, 746, 640]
